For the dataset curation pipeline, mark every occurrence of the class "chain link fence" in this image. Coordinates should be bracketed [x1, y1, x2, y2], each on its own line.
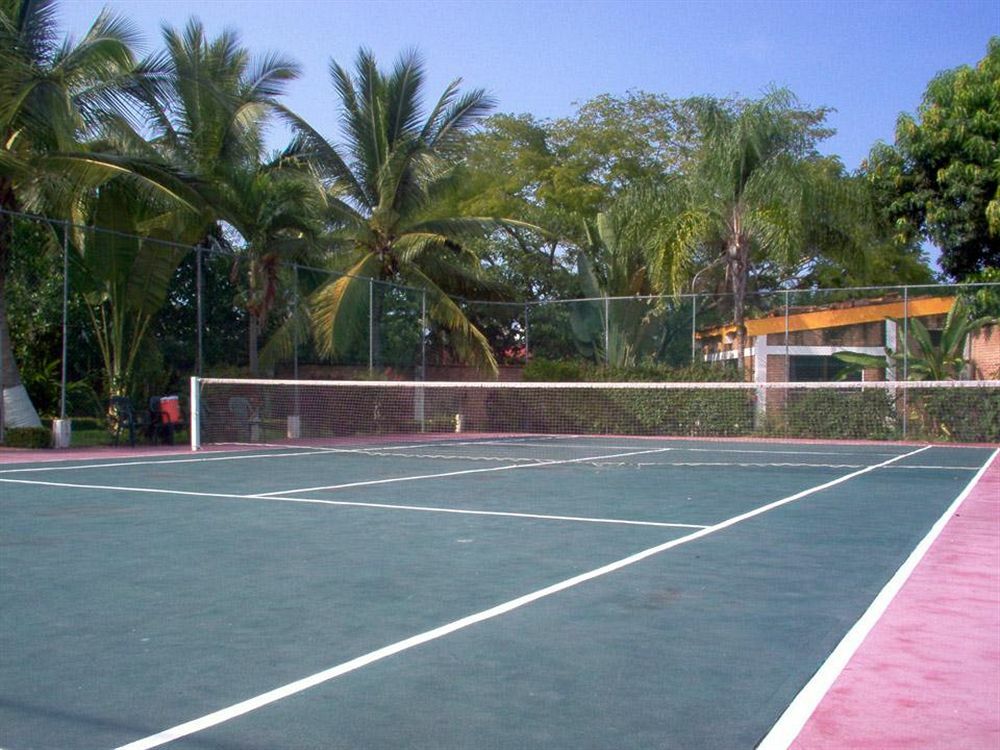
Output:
[2, 208, 998, 442]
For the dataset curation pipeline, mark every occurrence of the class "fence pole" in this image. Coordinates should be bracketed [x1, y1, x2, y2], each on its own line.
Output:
[902, 285, 909, 439]
[293, 264, 299, 381]
[691, 295, 697, 363]
[368, 278, 374, 373]
[604, 296, 610, 365]
[195, 245, 203, 378]
[524, 304, 530, 362]
[59, 221, 68, 420]
[420, 289, 427, 381]
[0, 280, 4, 442]
[784, 289, 790, 376]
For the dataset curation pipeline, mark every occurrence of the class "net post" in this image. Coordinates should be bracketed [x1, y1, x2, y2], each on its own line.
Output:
[190, 376, 201, 451]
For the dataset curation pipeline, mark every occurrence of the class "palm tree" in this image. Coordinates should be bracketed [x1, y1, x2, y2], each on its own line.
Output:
[575, 183, 673, 365]
[658, 90, 862, 372]
[0, 0, 150, 427]
[140, 19, 306, 373]
[220, 158, 321, 374]
[290, 48, 505, 374]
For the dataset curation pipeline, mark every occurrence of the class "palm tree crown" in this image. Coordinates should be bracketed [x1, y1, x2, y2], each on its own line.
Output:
[294, 48, 503, 373]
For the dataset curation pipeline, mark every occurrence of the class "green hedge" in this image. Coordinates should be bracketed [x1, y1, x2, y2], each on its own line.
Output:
[523, 359, 742, 383]
[4, 426, 51, 449]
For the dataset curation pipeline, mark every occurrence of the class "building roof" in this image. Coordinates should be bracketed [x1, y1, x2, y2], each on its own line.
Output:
[697, 295, 955, 340]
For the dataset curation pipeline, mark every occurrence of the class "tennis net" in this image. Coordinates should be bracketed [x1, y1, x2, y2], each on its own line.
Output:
[189, 378, 1000, 449]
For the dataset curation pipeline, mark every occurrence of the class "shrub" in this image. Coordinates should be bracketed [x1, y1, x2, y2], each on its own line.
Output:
[4, 426, 52, 449]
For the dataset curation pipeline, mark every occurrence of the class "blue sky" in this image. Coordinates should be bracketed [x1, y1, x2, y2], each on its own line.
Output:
[60, 0, 998, 171]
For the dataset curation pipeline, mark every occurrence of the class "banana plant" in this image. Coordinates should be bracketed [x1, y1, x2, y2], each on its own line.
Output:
[70, 182, 190, 400]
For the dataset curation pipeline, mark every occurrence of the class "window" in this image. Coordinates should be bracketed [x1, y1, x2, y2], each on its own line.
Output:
[788, 355, 861, 382]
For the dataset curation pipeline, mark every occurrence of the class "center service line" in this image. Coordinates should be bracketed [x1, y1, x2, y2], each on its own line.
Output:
[110, 446, 931, 750]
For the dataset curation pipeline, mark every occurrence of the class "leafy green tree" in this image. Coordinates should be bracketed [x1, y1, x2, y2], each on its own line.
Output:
[69, 181, 190, 398]
[864, 37, 1000, 280]
[291, 48, 508, 374]
[0, 0, 145, 426]
[457, 94, 703, 298]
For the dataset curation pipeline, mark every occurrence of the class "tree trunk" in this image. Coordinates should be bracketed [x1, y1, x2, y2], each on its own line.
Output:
[727, 238, 749, 377]
[370, 280, 384, 370]
[248, 313, 259, 376]
[0, 181, 43, 429]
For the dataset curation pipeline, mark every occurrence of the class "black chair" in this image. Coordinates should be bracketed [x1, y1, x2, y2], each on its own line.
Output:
[109, 396, 138, 447]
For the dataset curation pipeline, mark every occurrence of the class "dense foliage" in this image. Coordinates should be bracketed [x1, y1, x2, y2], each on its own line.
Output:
[865, 37, 999, 280]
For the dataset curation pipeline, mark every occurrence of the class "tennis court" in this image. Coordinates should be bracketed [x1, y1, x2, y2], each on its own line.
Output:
[1, 435, 996, 749]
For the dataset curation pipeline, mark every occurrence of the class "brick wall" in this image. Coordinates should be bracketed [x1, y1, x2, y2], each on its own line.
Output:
[969, 325, 1000, 379]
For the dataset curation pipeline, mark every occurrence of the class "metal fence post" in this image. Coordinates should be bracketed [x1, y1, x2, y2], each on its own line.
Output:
[902, 285, 909, 439]
[59, 221, 69, 420]
[524, 303, 530, 362]
[195, 244, 203, 378]
[691, 294, 697, 363]
[604, 296, 610, 365]
[420, 289, 427, 381]
[368, 278, 374, 373]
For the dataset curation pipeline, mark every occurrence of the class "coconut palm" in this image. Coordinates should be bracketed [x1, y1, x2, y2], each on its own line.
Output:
[220, 158, 321, 373]
[289, 48, 506, 374]
[658, 90, 863, 372]
[139, 19, 308, 372]
[0, 0, 156, 427]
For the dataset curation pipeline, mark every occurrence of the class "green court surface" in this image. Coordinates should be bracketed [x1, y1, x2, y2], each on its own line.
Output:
[0, 438, 994, 749]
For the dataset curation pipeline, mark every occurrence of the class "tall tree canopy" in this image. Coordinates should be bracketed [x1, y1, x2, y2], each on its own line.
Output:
[864, 37, 1000, 280]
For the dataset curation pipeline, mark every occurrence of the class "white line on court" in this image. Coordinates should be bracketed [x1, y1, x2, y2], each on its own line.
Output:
[474, 442, 906, 457]
[109, 444, 932, 750]
[756, 447, 999, 750]
[252, 446, 678, 496]
[0, 477, 705, 530]
[0, 449, 334, 474]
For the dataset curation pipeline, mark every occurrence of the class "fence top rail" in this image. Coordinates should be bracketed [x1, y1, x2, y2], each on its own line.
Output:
[194, 377, 1000, 391]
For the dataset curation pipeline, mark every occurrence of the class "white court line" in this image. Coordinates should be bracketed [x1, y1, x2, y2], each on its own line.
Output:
[477, 442, 905, 458]
[110, 444, 932, 750]
[253, 446, 678, 496]
[756, 447, 999, 750]
[0, 449, 333, 474]
[596, 461, 980, 471]
[0, 478, 703, 530]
